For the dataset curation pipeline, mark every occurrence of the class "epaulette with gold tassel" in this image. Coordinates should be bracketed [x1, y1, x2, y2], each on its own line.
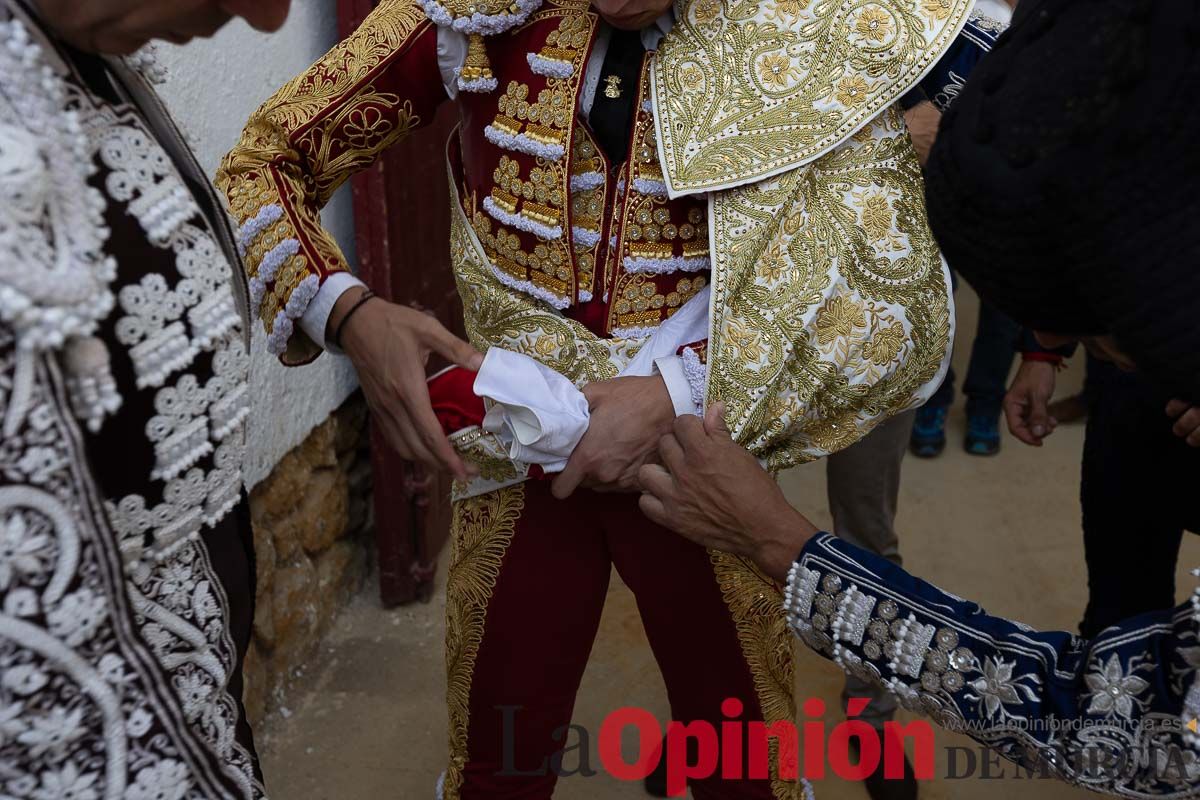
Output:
[420, 0, 543, 93]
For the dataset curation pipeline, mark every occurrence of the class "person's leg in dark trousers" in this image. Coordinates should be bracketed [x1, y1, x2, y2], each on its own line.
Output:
[960, 301, 1020, 454]
[826, 411, 920, 800]
[1078, 369, 1199, 638]
[1081, 352, 1111, 409]
[927, 368, 956, 411]
[961, 301, 1020, 419]
[443, 483, 613, 799]
[444, 481, 797, 800]
[911, 272, 956, 458]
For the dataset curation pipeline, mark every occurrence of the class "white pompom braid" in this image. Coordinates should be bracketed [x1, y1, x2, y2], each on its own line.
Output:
[421, 0, 542, 35]
[570, 172, 605, 192]
[484, 123, 566, 161]
[485, 260, 571, 310]
[266, 310, 294, 356]
[483, 195, 562, 241]
[236, 203, 284, 255]
[623, 254, 711, 275]
[455, 72, 499, 93]
[123, 42, 168, 84]
[421, 0, 543, 94]
[527, 51, 574, 79]
[632, 177, 669, 197]
[571, 226, 602, 248]
[680, 346, 707, 414]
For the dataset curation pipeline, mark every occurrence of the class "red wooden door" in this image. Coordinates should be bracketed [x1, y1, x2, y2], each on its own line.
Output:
[339, 0, 460, 606]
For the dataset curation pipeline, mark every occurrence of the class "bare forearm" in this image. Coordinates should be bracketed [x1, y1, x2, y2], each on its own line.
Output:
[754, 504, 820, 584]
[326, 285, 371, 346]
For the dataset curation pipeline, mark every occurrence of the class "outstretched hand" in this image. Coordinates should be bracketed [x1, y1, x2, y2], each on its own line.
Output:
[637, 403, 818, 584]
[337, 290, 483, 481]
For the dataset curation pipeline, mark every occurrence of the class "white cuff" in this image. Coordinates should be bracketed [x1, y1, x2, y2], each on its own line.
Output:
[655, 356, 700, 417]
[297, 272, 368, 352]
[475, 348, 591, 473]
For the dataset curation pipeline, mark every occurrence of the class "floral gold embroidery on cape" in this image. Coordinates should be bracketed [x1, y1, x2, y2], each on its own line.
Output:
[706, 108, 952, 470]
[651, 0, 974, 194]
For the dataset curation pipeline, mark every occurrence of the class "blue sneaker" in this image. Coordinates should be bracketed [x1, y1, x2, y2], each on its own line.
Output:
[964, 414, 1001, 456]
[910, 406, 947, 458]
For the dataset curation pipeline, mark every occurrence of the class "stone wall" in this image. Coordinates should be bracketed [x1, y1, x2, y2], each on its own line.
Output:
[242, 397, 374, 725]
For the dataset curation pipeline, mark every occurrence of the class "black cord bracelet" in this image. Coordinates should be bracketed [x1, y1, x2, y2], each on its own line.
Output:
[333, 290, 377, 349]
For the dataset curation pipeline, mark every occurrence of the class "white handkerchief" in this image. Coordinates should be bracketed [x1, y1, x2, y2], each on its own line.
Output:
[471, 286, 712, 473]
[474, 348, 591, 472]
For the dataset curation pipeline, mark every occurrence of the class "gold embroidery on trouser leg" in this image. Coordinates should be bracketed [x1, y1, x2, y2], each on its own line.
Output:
[443, 485, 526, 799]
[710, 551, 799, 800]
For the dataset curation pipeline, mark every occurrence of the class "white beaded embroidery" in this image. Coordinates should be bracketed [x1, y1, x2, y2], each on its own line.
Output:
[0, 20, 118, 354]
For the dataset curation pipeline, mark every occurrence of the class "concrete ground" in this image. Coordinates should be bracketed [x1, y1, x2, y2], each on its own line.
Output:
[255, 290, 1200, 799]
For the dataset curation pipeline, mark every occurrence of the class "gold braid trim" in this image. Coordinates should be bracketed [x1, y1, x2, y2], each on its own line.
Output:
[443, 485, 526, 798]
[216, 0, 429, 362]
[710, 550, 799, 800]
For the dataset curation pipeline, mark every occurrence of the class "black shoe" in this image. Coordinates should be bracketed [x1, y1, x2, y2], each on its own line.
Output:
[850, 735, 918, 800]
[643, 736, 698, 797]
[643, 749, 669, 797]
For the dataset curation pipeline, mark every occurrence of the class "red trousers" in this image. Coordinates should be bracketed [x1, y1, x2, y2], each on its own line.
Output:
[442, 481, 797, 799]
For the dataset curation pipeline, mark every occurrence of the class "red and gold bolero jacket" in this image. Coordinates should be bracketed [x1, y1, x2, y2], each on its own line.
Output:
[218, 0, 973, 470]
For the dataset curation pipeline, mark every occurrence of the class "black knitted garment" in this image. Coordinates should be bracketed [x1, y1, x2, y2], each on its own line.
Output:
[924, 0, 1200, 401]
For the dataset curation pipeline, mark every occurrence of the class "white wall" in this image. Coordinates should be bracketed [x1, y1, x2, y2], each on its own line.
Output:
[154, 6, 361, 488]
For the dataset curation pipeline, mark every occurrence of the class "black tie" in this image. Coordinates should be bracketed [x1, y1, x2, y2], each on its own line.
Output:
[589, 27, 646, 168]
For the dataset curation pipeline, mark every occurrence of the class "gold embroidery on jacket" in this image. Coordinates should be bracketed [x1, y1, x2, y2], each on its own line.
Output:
[529, 9, 592, 74]
[452, 171, 637, 383]
[605, 67, 712, 334]
[485, 155, 575, 296]
[444, 485, 527, 799]
[710, 551, 799, 800]
[609, 273, 707, 334]
[470, 208, 574, 297]
[216, 0, 428, 356]
[493, 157, 566, 222]
[492, 13, 592, 148]
[569, 129, 607, 299]
[571, 187, 603, 297]
[479, 10, 597, 305]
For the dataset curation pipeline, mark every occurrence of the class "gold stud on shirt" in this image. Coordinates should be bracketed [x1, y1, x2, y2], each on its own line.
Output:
[604, 75, 622, 99]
